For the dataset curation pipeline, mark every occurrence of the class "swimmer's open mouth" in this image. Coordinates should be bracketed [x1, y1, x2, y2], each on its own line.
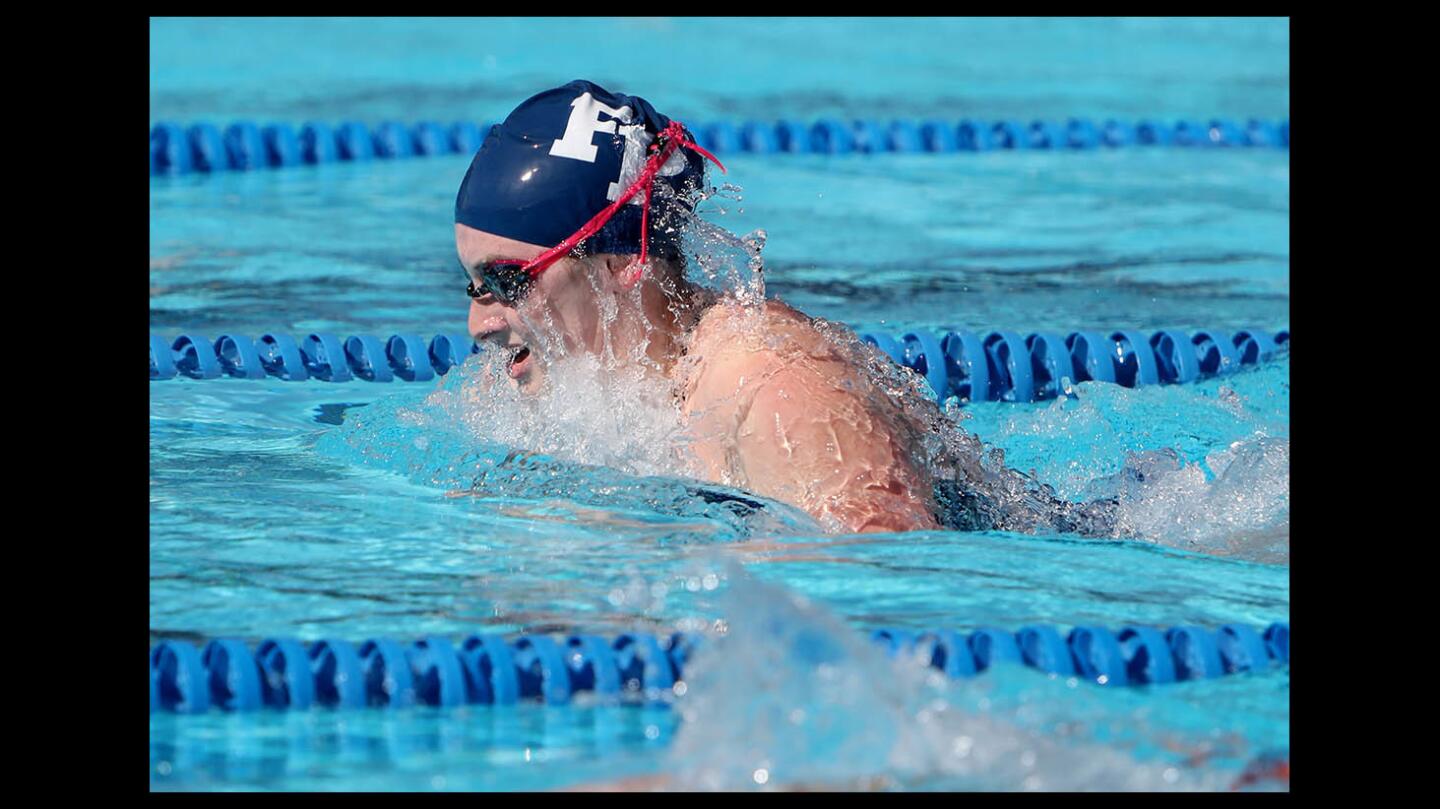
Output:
[506, 345, 533, 378]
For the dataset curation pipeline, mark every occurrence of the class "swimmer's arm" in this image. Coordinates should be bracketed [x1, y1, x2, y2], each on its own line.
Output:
[680, 299, 941, 533]
[685, 345, 939, 534]
[734, 366, 941, 533]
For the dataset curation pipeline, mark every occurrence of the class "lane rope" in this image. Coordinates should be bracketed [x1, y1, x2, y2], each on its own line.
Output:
[150, 621, 1290, 713]
[150, 117, 1290, 174]
[150, 327, 1288, 404]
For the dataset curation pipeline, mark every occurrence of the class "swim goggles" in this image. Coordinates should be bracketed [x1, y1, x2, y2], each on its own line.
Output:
[465, 121, 725, 306]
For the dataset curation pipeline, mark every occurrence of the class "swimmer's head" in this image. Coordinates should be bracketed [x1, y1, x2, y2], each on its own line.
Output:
[454, 79, 721, 388]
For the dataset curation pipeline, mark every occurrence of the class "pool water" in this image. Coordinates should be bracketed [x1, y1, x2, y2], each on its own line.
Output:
[150, 17, 1289, 791]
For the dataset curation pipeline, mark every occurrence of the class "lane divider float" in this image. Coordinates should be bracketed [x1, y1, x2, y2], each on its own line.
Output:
[149, 327, 1288, 404]
[150, 621, 1290, 714]
[150, 117, 1290, 175]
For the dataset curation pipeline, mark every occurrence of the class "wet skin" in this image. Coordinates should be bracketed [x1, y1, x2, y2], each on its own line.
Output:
[457, 223, 940, 534]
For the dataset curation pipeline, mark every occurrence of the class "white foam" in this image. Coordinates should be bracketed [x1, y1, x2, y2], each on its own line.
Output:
[1111, 438, 1289, 560]
[424, 349, 694, 480]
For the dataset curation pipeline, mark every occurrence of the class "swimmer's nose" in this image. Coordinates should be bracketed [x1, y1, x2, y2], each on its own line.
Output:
[468, 306, 509, 343]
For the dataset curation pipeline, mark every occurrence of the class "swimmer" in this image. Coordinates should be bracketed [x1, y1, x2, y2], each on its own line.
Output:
[455, 80, 1114, 536]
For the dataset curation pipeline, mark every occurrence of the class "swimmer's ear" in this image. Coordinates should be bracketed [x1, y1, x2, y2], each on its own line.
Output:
[600, 254, 645, 290]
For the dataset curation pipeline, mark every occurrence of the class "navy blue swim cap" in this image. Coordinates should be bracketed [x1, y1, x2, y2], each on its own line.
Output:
[454, 79, 706, 260]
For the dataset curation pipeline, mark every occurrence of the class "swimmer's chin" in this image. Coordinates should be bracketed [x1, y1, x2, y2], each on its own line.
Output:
[515, 370, 543, 394]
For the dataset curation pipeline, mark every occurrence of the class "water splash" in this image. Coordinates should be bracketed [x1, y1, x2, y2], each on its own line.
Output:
[430, 349, 689, 479]
[314, 369, 823, 544]
[964, 360, 1290, 560]
[662, 565, 1263, 790]
[1107, 438, 1290, 561]
[683, 181, 768, 306]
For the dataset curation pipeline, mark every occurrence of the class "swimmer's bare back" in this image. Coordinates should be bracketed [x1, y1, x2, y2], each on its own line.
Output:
[677, 299, 941, 534]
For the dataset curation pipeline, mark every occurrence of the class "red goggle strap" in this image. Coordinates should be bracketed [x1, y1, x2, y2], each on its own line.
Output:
[520, 121, 726, 276]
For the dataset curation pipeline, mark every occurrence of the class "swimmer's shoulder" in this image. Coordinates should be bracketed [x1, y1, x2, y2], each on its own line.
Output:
[680, 298, 853, 414]
[680, 299, 818, 415]
[682, 298, 941, 533]
[688, 298, 825, 357]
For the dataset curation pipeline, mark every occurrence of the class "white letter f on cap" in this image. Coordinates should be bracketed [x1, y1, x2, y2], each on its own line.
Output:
[549, 92, 634, 163]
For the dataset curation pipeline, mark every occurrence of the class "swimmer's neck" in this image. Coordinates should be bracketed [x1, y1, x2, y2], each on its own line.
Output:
[636, 274, 716, 375]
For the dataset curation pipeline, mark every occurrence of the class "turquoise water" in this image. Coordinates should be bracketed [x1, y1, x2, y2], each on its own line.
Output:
[150, 17, 1289, 791]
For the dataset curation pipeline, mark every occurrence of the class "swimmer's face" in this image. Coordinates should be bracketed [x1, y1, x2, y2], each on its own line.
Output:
[456, 223, 641, 391]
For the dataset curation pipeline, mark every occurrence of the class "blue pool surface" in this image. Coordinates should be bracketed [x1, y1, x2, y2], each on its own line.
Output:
[150, 17, 1289, 791]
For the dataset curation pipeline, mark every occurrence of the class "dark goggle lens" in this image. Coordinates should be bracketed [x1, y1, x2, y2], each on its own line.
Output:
[467, 262, 533, 304]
